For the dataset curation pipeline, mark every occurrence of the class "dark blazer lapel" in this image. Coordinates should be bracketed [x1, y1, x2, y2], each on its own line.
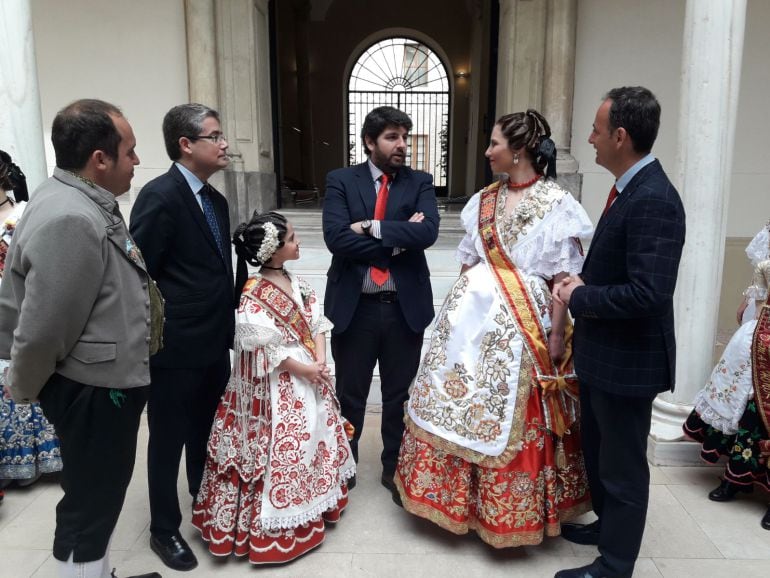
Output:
[355, 162, 376, 218]
[385, 168, 409, 220]
[170, 164, 223, 260]
[588, 160, 661, 250]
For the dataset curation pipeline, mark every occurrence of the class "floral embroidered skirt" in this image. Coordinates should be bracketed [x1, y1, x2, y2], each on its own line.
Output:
[192, 468, 348, 564]
[683, 403, 770, 492]
[0, 396, 62, 480]
[396, 381, 591, 548]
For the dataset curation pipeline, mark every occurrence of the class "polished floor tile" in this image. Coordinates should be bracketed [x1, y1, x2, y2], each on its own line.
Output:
[2, 413, 770, 577]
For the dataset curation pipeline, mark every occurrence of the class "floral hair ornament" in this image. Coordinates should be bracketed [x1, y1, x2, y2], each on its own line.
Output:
[257, 221, 281, 264]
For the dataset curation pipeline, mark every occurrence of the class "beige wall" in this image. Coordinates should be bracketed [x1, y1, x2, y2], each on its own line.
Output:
[31, 0, 190, 195]
[572, 0, 770, 338]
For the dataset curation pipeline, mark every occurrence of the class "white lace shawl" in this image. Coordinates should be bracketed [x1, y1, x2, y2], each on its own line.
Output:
[455, 181, 593, 278]
[746, 224, 770, 267]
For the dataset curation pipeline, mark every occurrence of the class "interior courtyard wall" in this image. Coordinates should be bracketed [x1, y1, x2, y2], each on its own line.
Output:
[572, 0, 770, 342]
[30, 0, 189, 195]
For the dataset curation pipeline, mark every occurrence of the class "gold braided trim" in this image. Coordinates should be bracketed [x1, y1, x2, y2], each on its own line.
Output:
[407, 355, 535, 468]
[396, 477, 594, 548]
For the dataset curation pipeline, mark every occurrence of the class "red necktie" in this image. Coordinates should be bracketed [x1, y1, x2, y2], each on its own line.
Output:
[602, 184, 618, 216]
[371, 174, 390, 286]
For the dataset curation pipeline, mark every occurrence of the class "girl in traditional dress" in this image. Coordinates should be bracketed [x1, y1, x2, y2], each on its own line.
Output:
[395, 110, 594, 547]
[0, 150, 62, 502]
[192, 211, 355, 564]
[683, 256, 770, 530]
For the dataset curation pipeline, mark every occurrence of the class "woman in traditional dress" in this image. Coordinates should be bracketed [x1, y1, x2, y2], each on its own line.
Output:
[192, 211, 355, 564]
[0, 150, 62, 502]
[395, 110, 594, 547]
[736, 221, 770, 325]
[683, 254, 770, 530]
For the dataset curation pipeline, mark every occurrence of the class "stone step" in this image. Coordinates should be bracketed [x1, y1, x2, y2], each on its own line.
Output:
[281, 208, 467, 247]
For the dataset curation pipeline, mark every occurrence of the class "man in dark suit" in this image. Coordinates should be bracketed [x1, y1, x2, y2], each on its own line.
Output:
[322, 106, 439, 502]
[130, 103, 234, 572]
[553, 87, 686, 578]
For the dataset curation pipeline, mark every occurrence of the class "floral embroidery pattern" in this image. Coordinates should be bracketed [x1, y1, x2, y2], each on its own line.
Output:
[397, 387, 591, 547]
[497, 180, 563, 248]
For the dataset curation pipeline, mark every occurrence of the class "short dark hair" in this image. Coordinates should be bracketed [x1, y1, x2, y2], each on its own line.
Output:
[162, 103, 220, 161]
[604, 86, 661, 154]
[360, 106, 412, 156]
[51, 99, 123, 170]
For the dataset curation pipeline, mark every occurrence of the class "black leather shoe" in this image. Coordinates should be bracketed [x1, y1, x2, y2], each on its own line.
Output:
[380, 473, 396, 493]
[150, 533, 197, 571]
[761, 506, 770, 530]
[708, 479, 751, 502]
[560, 519, 600, 545]
[347, 474, 356, 490]
[111, 570, 162, 578]
[381, 473, 403, 507]
[555, 560, 630, 578]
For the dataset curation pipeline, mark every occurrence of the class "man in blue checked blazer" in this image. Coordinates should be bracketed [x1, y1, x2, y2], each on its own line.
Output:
[553, 87, 686, 578]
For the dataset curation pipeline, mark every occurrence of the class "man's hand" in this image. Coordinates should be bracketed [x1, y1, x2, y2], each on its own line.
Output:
[350, 221, 365, 235]
[408, 212, 424, 223]
[552, 275, 585, 306]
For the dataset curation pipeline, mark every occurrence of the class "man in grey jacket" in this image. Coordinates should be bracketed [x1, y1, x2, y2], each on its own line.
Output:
[0, 100, 161, 578]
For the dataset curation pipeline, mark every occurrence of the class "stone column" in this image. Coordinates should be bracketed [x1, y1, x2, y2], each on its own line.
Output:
[495, 0, 547, 115]
[542, 0, 580, 198]
[215, 0, 277, 229]
[184, 0, 219, 108]
[495, 0, 580, 196]
[0, 0, 47, 191]
[648, 0, 747, 465]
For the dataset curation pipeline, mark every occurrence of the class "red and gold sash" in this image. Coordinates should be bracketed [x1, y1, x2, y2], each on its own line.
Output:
[243, 277, 316, 358]
[478, 183, 578, 437]
[751, 301, 770, 437]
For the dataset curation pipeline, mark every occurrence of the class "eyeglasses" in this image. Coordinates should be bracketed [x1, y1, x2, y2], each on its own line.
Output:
[188, 133, 227, 144]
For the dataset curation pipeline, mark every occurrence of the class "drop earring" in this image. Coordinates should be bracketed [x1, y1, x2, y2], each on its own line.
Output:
[513, 153, 519, 165]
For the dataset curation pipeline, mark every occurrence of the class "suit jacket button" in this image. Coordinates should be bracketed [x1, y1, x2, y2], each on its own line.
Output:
[107, 229, 113, 236]
[146, 317, 151, 324]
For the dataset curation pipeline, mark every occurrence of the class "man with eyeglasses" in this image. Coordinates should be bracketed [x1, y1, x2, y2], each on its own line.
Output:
[130, 103, 234, 572]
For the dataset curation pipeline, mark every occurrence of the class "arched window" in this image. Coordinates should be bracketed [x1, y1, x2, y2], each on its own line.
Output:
[348, 37, 450, 189]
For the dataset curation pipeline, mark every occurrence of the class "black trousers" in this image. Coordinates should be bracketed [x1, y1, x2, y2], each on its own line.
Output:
[38, 374, 148, 562]
[146, 354, 229, 536]
[331, 295, 423, 476]
[580, 383, 656, 577]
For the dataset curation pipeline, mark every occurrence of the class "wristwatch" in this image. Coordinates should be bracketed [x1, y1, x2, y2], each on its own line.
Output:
[361, 219, 372, 236]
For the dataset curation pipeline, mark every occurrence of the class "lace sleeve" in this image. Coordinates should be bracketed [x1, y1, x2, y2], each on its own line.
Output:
[512, 193, 594, 278]
[234, 298, 293, 376]
[455, 191, 482, 266]
[745, 259, 770, 302]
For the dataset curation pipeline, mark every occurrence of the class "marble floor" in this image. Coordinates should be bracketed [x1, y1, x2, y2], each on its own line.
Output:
[1, 412, 769, 578]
